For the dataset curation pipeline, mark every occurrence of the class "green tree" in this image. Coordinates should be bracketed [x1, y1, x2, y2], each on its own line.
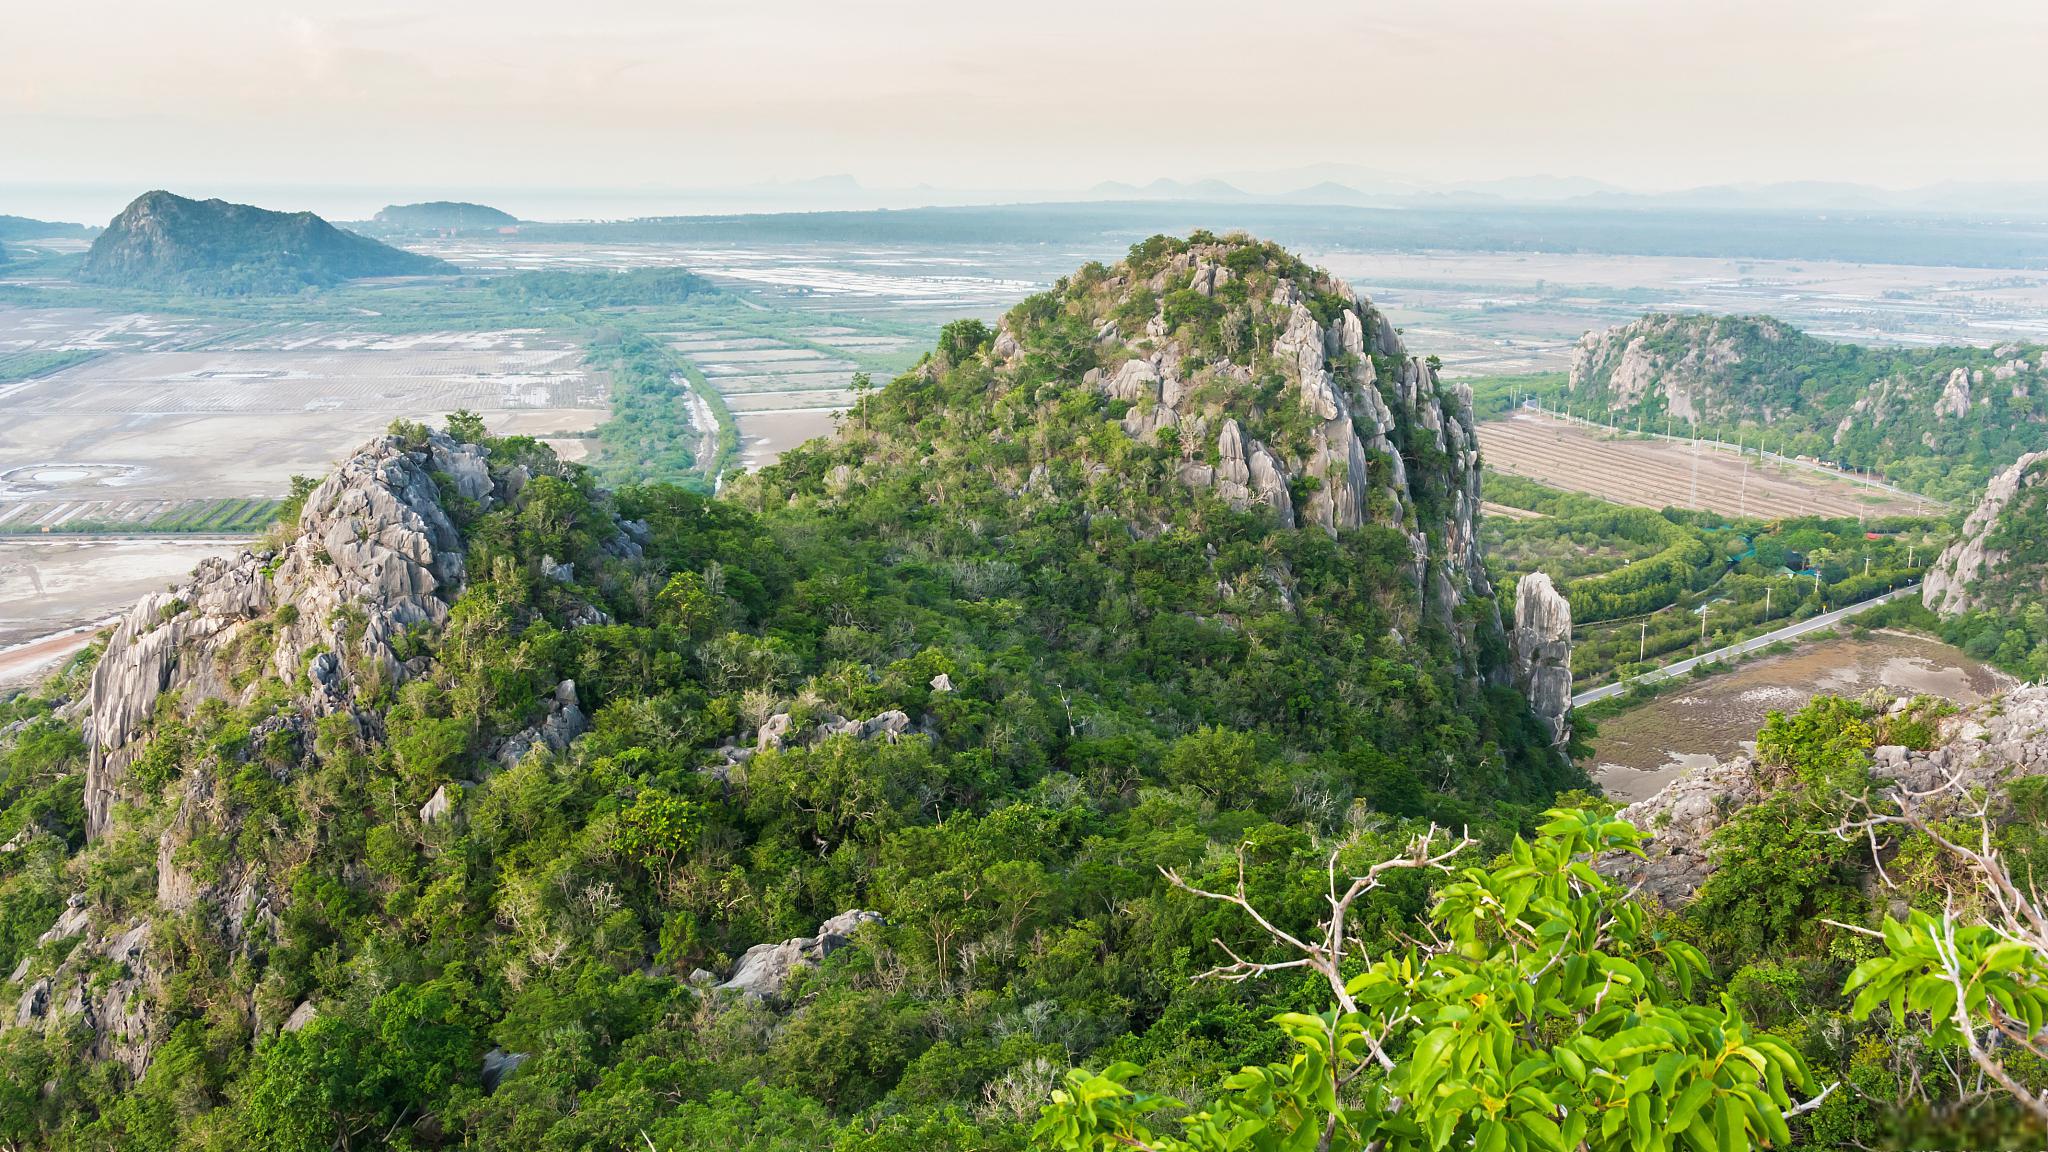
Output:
[1036, 811, 1812, 1152]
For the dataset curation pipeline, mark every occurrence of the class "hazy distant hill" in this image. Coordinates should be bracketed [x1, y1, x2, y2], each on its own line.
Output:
[372, 201, 518, 231]
[77, 190, 450, 295]
[0, 215, 93, 242]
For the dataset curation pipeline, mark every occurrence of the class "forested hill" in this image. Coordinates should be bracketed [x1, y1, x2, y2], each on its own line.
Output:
[1567, 313, 2048, 501]
[77, 190, 451, 295]
[0, 236, 1576, 1150]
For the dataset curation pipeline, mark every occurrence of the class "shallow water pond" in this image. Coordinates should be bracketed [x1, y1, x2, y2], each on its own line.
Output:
[1585, 629, 2014, 803]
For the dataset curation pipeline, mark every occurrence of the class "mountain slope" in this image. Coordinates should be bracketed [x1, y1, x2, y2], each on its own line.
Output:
[0, 236, 1575, 1151]
[78, 190, 450, 294]
[1567, 313, 2048, 500]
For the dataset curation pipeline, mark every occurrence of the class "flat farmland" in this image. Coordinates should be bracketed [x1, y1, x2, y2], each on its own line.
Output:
[0, 341, 609, 504]
[660, 324, 863, 470]
[1480, 413, 1931, 520]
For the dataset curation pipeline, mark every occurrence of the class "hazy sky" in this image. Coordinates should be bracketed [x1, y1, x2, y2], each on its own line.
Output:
[6, 0, 2046, 218]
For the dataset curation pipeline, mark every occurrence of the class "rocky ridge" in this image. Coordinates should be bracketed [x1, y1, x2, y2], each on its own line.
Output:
[85, 430, 491, 840]
[12, 430, 627, 1074]
[1001, 239, 1494, 645]
[1923, 449, 2048, 617]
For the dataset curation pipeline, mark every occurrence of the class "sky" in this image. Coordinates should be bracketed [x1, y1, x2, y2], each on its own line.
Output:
[5, 0, 2047, 221]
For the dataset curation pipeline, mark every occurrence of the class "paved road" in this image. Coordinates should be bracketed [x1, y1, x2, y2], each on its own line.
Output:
[1570, 583, 1922, 708]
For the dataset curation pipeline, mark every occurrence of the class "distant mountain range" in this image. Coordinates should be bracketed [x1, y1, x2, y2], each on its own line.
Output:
[77, 190, 450, 295]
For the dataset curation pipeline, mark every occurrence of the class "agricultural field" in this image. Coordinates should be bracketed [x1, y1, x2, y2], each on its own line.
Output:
[0, 535, 243, 650]
[0, 329, 608, 503]
[1480, 411, 1932, 520]
[1483, 473, 1944, 689]
[0, 309, 612, 641]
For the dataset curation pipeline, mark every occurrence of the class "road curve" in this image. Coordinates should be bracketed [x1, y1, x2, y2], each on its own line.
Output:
[1570, 583, 1921, 709]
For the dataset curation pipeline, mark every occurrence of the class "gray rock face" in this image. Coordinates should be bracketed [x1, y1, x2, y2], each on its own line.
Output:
[1923, 450, 2048, 617]
[1934, 366, 1973, 419]
[420, 783, 461, 826]
[1509, 574, 1573, 746]
[4, 917, 158, 1075]
[492, 680, 588, 768]
[283, 1001, 318, 1032]
[1080, 255, 1495, 660]
[716, 910, 883, 1001]
[481, 1048, 529, 1093]
[85, 431, 489, 841]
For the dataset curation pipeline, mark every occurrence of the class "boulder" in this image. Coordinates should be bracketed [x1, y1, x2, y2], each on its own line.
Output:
[481, 1048, 529, 1093]
[716, 910, 883, 1001]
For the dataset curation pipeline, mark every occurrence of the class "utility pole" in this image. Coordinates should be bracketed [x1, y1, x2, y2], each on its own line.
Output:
[1764, 585, 1772, 622]
[1640, 621, 1647, 663]
[1690, 427, 1699, 510]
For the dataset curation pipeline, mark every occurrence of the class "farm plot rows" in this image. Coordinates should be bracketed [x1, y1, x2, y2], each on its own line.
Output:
[1479, 414, 1929, 520]
[0, 496, 281, 534]
[662, 326, 857, 469]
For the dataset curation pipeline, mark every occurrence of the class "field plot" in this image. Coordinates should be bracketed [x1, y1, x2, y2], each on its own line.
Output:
[0, 305, 230, 355]
[408, 239, 1067, 322]
[0, 536, 245, 649]
[1480, 413, 1930, 519]
[0, 341, 608, 505]
[660, 325, 857, 470]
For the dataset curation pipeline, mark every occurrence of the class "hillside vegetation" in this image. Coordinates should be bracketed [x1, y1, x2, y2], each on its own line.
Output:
[77, 191, 450, 295]
[1568, 313, 2048, 502]
[0, 236, 1574, 1150]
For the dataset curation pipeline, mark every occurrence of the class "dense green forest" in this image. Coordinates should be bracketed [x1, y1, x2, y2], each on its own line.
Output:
[1, 234, 2043, 1151]
[1566, 314, 2048, 503]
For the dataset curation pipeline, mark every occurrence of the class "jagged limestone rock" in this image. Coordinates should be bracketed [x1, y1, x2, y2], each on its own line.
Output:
[1923, 450, 2048, 617]
[420, 783, 461, 826]
[85, 431, 488, 841]
[1934, 366, 1973, 419]
[716, 910, 883, 1001]
[1509, 573, 1573, 746]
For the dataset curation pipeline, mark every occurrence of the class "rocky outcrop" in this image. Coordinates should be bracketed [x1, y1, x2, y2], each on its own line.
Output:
[1923, 450, 2048, 617]
[492, 680, 588, 769]
[1084, 249, 1493, 645]
[85, 431, 488, 840]
[1934, 366, 1973, 419]
[752, 707, 921, 754]
[1509, 574, 1573, 746]
[1568, 315, 1766, 422]
[1607, 685, 2048, 906]
[8, 915, 158, 1076]
[716, 910, 883, 1001]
